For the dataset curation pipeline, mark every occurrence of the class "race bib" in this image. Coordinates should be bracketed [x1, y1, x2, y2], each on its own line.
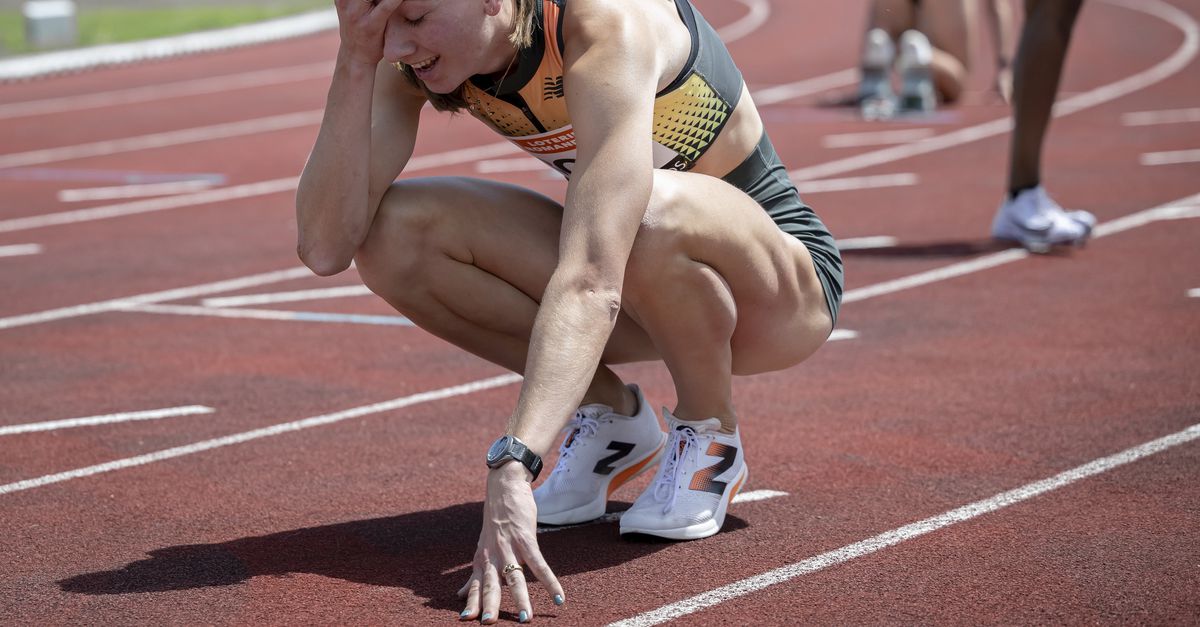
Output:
[511, 125, 692, 178]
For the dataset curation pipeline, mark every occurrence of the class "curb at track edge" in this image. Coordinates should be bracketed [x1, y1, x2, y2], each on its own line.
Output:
[0, 8, 338, 82]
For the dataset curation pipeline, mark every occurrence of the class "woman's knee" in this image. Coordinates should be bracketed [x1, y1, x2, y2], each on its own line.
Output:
[354, 179, 456, 299]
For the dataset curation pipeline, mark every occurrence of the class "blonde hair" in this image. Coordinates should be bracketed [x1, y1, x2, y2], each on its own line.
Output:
[398, 0, 539, 113]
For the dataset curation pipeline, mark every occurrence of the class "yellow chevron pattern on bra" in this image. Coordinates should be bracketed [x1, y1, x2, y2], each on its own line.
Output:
[652, 74, 731, 163]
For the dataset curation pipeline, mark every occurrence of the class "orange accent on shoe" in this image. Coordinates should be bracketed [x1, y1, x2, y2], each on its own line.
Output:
[606, 442, 664, 498]
[728, 470, 747, 503]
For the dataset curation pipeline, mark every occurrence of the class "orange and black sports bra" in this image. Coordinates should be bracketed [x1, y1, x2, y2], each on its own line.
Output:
[462, 0, 744, 178]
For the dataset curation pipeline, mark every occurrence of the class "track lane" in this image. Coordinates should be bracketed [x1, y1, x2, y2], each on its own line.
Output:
[1, 0, 1198, 624]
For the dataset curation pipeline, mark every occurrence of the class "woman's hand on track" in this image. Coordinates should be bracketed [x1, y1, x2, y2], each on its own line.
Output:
[458, 463, 564, 624]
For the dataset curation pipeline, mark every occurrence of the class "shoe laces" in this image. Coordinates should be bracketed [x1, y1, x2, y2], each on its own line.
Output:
[651, 426, 700, 514]
[552, 410, 603, 472]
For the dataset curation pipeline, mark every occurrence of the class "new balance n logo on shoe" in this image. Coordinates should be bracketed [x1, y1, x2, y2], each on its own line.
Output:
[543, 76, 564, 100]
[689, 443, 737, 495]
[593, 441, 635, 475]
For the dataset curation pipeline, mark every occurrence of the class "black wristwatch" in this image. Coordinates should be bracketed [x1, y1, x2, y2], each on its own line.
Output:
[486, 435, 543, 481]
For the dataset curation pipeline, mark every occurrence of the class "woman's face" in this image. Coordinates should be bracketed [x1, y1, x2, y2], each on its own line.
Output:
[383, 0, 512, 94]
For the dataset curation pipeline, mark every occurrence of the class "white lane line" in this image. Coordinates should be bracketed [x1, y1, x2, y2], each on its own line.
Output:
[5, 192, 1197, 335]
[788, 0, 1198, 182]
[473, 164, 918, 196]
[1140, 149, 1200, 166]
[0, 177, 300, 234]
[135, 301, 840, 335]
[836, 236, 898, 251]
[1092, 202, 1200, 237]
[0, 266, 313, 331]
[0, 0, 1189, 234]
[1122, 106, 1200, 126]
[0, 10, 338, 82]
[201, 285, 373, 308]
[1188, 288, 1200, 298]
[0, 0, 1195, 328]
[0, 0, 767, 169]
[0, 0, 765, 88]
[0, 62, 332, 122]
[57, 179, 217, 202]
[0, 405, 213, 436]
[0, 143, 521, 235]
[0, 63, 850, 178]
[828, 329, 857, 342]
[0, 167, 223, 185]
[124, 303, 414, 327]
[718, 0, 771, 45]
[0, 374, 521, 496]
[844, 250, 1030, 304]
[0, 0, 770, 118]
[0, 110, 323, 171]
[0, 66, 854, 234]
[0, 244, 42, 258]
[1053, 0, 1197, 117]
[538, 489, 790, 535]
[732, 489, 789, 503]
[842, 192, 1200, 305]
[610, 422, 1200, 627]
[797, 173, 918, 194]
[752, 69, 859, 106]
[822, 129, 937, 149]
[476, 157, 544, 174]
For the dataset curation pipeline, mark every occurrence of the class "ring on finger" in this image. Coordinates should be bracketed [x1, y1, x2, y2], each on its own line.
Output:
[502, 563, 523, 584]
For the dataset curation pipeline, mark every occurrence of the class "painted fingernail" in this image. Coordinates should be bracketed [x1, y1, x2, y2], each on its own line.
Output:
[519, 610, 529, 623]
[481, 613, 492, 622]
[553, 594, 564, 606]
[459, 610, 470, 619]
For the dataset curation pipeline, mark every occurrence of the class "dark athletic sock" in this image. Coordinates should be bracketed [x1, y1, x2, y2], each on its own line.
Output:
[1008, 182, 1040, 200]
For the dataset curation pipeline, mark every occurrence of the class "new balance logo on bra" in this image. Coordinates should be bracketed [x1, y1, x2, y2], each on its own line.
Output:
[543, 76, 564, 100]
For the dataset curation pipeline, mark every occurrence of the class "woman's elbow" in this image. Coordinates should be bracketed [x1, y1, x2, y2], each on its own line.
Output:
[296, 238, 355, 277]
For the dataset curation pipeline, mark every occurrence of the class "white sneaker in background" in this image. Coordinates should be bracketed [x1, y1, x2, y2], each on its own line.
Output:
[859, 27, 896, 120]
[534, 385, 667, 525]
[897, 29, 937, 114]
[619, 411, 748, 541]
[991, 185, 1097, 253]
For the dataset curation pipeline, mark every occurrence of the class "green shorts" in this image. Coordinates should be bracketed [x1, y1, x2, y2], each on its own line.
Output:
[720, 133, 844, 327]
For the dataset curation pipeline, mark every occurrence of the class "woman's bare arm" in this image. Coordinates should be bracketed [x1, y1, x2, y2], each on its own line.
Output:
[505, 0, 664, 457]
[295, 0, 425, 276]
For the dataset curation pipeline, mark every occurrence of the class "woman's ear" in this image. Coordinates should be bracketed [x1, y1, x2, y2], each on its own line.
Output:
[483, 0, 505, 18]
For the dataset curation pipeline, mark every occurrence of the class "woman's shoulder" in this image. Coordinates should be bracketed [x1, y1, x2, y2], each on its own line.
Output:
[559, 0, 689, 66]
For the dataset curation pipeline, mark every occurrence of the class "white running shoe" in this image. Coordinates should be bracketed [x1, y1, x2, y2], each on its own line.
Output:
[859, 28, 896, 121]
[991, 186, 1097, 253]
[534, 385, 667, 526]
[896, 29, 937, 114]
[619, 411, 748, 541]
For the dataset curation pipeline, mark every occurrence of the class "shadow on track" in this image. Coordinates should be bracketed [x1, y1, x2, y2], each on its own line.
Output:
[57, 501, 748, 611]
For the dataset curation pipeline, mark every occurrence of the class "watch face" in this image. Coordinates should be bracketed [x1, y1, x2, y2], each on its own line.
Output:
[487, 435, 512, 465]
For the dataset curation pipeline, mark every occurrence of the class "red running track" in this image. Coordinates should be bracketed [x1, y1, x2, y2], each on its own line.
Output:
[1, 0, 1198, 624]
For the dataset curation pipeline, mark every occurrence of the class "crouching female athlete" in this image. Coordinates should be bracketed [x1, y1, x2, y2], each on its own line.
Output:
[296, 0, 843, 621]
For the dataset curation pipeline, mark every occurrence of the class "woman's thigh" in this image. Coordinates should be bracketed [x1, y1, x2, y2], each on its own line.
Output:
[359, 176, 658, 364]
[630, 170, 834, 375]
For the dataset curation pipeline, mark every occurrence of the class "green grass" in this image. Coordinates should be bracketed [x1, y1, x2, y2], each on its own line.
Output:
[0, 1, 330, 56]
